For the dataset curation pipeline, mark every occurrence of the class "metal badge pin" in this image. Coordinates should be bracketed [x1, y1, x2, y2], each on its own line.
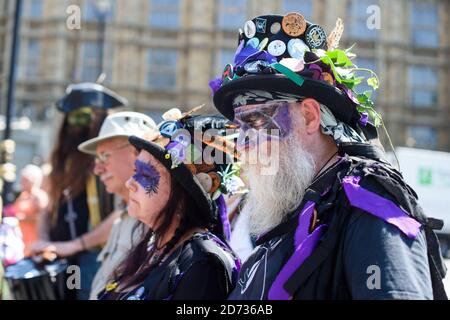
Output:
[282, 12, 307, 37]
[159, 121, 181, 138]
[287, 38, 309, 60]
[305, 24, 327, 49]
[246, 37, 260, 49]
[244, 20, 256, 38]
[267, 40, 287, 57]
[222, 64, 235, 84]
[270, 22, 281, 34]
[255, 17, 267, 34]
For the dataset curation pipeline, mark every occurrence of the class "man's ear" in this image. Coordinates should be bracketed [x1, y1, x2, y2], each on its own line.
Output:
[300, 98, 321, 134]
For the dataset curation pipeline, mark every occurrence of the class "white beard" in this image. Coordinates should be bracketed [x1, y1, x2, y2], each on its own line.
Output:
[241, 135, 316, 236]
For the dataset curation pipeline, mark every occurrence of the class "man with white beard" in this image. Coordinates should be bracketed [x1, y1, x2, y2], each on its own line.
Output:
[210, 13, 447, 299]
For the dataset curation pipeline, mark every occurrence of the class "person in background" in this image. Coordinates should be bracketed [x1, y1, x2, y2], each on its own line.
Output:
[98, 110, 243, 300]
[30, 82, 126, 299]
[3, 165, 48, 254]
[31, 112, 157, 300]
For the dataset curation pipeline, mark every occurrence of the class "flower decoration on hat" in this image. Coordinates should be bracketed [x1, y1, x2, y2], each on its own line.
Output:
[210, 13, 382, 128]
[147, 106, 247, 199]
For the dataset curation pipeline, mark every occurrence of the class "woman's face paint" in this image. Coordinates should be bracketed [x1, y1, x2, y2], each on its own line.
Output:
[132, 159, 161, 196]
[234, 101, 293, 149]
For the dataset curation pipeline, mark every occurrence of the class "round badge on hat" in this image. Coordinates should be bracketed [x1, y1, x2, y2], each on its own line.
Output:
[305, 24, 327, 49]
[222, 64, 234, 84]
[270, 22, 281, 34]
[282, 12, 307, 37]
[267, 40, 287, 57]
[287, 38, 309, 60]
[196, 173, 213, 193]
[159, 121, 182, 138]
[247, 37, 260, 49]
[244, 20, 256, 38]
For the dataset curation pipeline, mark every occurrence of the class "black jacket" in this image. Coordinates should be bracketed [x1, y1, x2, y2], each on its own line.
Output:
[228, 144, 447, 300]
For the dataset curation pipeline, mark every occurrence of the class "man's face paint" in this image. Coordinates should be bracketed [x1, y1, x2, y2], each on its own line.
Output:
[234, 101, 293, 149]
[132, 159, 161, 196]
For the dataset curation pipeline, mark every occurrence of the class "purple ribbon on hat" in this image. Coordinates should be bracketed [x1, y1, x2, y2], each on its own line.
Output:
[235, 47, 277, 69]
[233, 39, 245, 64]
[209, 77, 223, 95]
[166, 141, 187, 164]
[307, 64, 323, 81]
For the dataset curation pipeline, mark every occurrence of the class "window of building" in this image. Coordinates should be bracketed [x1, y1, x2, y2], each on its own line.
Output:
[147, 49, 178, 91]
[408, 66, 438, 108]
[281, 0, 312, 19]
[148, 0, 180, 30]
[406, 125, 437, 150]
[25, 0, 43, 19]
[0, 1, 9, 17]
[410, 1, 439, 48]
[81, 41, 102, 82]
[217, 0, 247, 31]
[347, 0, 379, 40]
[83, 0, 115, 22]
[25, 40, 40, 79]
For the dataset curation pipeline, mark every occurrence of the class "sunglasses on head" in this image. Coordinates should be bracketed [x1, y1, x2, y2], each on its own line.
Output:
[67, 107, 93, 127]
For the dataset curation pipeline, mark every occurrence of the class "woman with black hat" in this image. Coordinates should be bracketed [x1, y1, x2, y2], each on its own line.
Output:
[98, 109, 242, 300]
[29, 82, 127, 300]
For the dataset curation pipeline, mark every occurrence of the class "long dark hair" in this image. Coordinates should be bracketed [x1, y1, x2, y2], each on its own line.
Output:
[114, 173, 225, 290]
[48, 108, 107, 212]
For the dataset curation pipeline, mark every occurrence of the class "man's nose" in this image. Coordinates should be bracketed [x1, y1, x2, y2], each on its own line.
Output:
[94, 160, 106, 176]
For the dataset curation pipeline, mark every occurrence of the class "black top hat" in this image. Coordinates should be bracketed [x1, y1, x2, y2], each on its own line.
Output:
[129, 109, 245, 228]
[211, 13, 380, 131]
[56, 82, 128, 113]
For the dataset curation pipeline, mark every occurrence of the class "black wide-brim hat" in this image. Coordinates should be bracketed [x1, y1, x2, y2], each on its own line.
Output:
[128, 135, 214, 224]
[56, 82, 128, 113]
[213, 72, 360, 126]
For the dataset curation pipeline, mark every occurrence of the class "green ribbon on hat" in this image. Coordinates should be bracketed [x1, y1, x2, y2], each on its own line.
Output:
[270, 63, 305, 87]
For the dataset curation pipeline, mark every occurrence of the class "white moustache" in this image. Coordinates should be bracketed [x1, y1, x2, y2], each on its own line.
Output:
[100, 173, 113, 182]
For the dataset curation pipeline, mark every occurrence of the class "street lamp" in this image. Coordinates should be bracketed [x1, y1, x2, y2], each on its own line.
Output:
[1, 0, 23, 207]
[95, 0, 111, 79]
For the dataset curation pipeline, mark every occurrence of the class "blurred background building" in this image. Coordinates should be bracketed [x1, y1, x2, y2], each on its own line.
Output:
[0, 0, 449, 174]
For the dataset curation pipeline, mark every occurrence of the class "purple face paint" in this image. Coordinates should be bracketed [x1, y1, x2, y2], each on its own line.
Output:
[234, 101, 293, 148]
[133, 160, 161, 196]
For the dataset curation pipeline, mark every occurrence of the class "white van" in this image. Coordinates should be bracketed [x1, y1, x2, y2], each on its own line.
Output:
[387, 147, 450, 256]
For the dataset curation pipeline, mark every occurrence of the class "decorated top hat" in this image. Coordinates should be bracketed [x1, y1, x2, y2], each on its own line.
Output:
[211, 13, 380, 134]
[128, 107, 246, 239]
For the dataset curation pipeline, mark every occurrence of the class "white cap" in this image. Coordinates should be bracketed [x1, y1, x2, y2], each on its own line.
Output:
[78, 111, 157, 155]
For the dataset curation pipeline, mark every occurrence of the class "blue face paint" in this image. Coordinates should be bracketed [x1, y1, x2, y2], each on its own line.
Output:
[133, 160, 161, 196]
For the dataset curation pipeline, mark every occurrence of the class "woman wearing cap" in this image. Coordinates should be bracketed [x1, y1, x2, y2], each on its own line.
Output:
[98, 110, 242, 300]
